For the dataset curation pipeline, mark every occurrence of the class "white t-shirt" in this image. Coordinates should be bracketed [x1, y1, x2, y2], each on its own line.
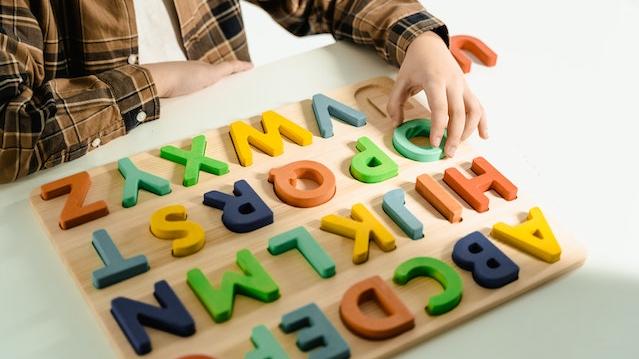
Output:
[133, 0, 187, 63]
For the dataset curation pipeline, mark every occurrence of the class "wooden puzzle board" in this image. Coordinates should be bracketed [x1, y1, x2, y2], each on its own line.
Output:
[30, 77, 586, 358]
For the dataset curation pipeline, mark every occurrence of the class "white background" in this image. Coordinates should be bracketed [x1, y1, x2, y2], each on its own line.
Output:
[1, 0, 639, 357]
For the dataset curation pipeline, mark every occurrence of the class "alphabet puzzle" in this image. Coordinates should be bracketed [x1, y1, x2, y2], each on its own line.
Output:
[30, 77, 585, 358]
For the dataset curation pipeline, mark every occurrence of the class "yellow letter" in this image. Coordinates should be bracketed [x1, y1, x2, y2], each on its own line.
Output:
[321, 203, 396, 264]
[491, 207, 561, 263]
[229, 111, 312, 166]
[150, 204, 205, 257]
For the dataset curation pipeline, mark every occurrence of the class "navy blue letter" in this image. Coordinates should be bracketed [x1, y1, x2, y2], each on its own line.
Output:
[111, 280, 195, 355]
[203, 179, 273, 233]
[452, 231, 519, 289]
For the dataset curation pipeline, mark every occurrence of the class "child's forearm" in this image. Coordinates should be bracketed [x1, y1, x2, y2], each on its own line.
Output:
[143, 61, 253, 98]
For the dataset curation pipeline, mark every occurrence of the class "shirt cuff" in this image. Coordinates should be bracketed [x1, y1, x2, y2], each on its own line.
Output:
[386, 11, 449, 67]
[96, 64, 160, 132]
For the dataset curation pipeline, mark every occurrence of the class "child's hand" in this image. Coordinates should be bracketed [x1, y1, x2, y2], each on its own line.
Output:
[387, 31, 488, 158]
[145, 60, 253, 98]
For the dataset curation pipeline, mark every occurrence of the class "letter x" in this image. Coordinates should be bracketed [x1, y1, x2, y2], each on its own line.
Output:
[160, 135, 229, 187]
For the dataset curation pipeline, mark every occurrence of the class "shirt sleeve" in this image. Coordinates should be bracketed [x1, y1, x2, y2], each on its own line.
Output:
[0, 32, 159, 183]
[246, 0, 449, 66]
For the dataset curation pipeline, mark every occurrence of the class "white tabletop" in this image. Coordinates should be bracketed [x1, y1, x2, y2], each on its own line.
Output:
[2, 0, 639, 356]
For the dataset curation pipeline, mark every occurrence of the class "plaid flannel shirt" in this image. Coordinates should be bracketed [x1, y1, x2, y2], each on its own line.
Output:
[0, 0, 447, 183]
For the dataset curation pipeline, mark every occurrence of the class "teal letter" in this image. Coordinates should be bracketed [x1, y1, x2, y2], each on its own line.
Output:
[118, 157, 171, 208]
[392, 119, 447, 162]
[312, 93, 366, 138]
[92, 229, 149, 289]
[246, 325, 289, 359]
[280, 303, 350, 359]
[268, 226, 336, 278]
[382, 189, 423, 240]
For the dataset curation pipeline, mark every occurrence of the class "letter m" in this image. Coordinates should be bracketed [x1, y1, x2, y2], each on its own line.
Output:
[229, 110, 313, 166]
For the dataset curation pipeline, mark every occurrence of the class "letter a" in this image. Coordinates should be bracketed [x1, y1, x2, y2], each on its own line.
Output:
[491, 207, 561, 263]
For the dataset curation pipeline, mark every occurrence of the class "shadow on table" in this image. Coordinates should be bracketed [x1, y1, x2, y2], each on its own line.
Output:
[0, 200, 114, 358]
[396, 266, 639, 358]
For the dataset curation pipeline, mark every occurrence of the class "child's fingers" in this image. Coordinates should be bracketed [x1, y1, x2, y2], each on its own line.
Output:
[478, 105, 489, 139]
[209, 60, 253, 81]
[444, 86, 466, 157]
[387, 78, 410, 125]
[461, 92, 482, 141]
[225, 60, 253, 75]
[230, 60, 254, 73]
[424, 83, 448, 148]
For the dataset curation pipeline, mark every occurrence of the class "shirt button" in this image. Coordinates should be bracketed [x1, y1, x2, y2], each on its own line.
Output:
[136, 111, 147, 123]
[127, 54, 138, 65]
[91, 138, 101, 148]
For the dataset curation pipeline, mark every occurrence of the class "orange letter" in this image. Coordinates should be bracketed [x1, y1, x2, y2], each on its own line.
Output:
[40, 171, 109, 229]
[450, 35, 497, 73]
[415, 174, 462, 223]
[443, 157, 517, 212]
[268, 160, 336, 208]
[340, 276, 414, 339]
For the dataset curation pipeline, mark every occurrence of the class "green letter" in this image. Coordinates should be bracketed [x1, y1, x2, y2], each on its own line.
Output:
[350, 136, 398, 183]
[187, 249, 279, 323]
[393, 257, 463, 315]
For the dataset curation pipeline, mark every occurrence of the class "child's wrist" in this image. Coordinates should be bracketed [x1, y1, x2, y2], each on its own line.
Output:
[413, 31, 447, 48]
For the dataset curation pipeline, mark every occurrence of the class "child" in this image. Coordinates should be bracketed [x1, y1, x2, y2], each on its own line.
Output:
[0, 0, 487, 184]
